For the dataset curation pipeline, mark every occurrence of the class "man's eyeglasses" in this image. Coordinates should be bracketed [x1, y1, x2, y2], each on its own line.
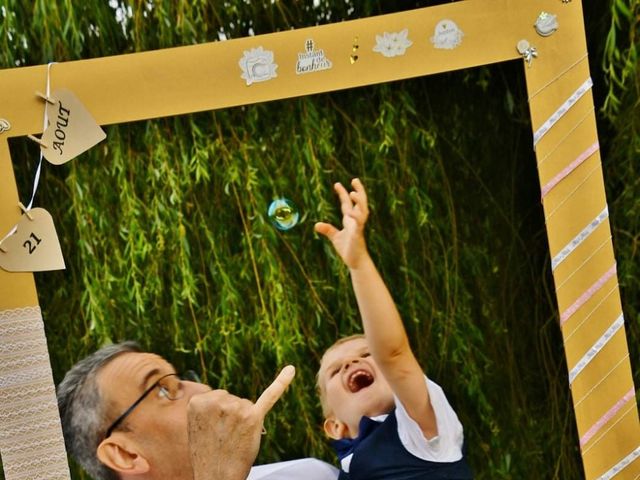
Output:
[104, 370, 200, 439]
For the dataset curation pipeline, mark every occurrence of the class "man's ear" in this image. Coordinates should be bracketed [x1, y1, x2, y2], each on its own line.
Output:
[97, 434, 150, 476]
[323, 416, 348, 440]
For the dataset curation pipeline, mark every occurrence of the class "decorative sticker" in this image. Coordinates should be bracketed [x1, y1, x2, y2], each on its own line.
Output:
[534, 12, 558, 37]
[296, 39, 332, 75]
[239, 47, 278, 86]
[0, 118, 10, 134]
[372, 29, 413, 58]
[350, 37, 359, 64]
[430, 20, 463, 50]
[517, 40, 538, 67]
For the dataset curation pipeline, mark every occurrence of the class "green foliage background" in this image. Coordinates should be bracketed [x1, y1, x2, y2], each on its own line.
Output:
[1, 1, 638, 479]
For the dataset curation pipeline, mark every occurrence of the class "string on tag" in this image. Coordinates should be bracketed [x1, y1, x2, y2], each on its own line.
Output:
[27, 62, 56, 210]
[0, 62, 55, 249]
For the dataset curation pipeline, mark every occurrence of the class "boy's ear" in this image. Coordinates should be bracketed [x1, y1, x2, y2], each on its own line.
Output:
[97, 434, 150, 476]
[324, 416, 349, 440]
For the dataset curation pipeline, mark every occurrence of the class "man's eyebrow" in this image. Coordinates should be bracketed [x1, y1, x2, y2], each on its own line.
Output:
[140, 368, 161, 391]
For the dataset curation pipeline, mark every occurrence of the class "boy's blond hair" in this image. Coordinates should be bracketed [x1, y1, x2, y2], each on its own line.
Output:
[316, 333, 366, 417]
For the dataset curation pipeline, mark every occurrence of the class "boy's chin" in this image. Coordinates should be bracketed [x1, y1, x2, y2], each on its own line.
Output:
[358, 391, 394, 417]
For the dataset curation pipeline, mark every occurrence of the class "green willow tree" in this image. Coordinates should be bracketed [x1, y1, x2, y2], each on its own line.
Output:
[0, 1, 637, 479]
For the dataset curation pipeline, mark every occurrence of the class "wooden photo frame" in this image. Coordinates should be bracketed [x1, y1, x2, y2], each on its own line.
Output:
[0, 0, 638, 478]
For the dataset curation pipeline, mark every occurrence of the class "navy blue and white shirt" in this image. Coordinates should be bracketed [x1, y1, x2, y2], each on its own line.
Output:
[332, 377, 473, 479]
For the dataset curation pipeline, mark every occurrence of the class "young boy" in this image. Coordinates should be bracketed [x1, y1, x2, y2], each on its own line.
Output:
[315, 179, 473, 479]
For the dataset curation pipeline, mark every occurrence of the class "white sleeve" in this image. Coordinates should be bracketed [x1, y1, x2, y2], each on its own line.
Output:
[248, 458, 339, 480]
[395, 377, 465, 462]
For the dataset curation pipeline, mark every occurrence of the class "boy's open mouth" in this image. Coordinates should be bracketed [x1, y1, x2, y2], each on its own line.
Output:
[347, 369, 374, 393]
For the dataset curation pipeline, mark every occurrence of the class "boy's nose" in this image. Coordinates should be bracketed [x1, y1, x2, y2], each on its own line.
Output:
[343, 358, 361, 370]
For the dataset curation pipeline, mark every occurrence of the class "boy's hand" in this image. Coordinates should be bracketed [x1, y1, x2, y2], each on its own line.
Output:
[314, 178, 370, 270]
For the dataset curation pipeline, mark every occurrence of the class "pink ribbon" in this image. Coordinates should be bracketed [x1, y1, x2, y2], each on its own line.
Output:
[580, 387, 635, 447]
[541, 141, 600, 199]
[560, 264, 617, 325]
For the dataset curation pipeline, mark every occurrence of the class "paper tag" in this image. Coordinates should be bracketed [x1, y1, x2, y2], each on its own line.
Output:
[0, 208, 66, 272]
[40, 89, 106, 165]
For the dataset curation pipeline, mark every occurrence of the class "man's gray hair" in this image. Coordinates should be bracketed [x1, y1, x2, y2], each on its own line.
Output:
[57, 341, 141, 480]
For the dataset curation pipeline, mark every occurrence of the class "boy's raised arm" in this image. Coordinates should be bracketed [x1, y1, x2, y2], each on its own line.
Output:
[315, 179, 437, 439]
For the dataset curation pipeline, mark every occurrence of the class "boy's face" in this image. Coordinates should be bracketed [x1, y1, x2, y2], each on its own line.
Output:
[318, 337, 394, 439]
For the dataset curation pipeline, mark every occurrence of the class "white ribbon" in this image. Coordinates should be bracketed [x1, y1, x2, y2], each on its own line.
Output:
[533, 77, 593, 148]
[568, 314, 624, 385]
[595, 445, 640, 480]
[27, 61, 56, 210]
[551, 206, 608, 270]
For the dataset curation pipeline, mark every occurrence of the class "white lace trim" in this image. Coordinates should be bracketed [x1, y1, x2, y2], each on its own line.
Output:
[0, 398, 59, 424]
[0, 365, 55, 388]
[0, 306, 42, 320]
[0, 306, 70, 479]
[1, 352, 51, 369]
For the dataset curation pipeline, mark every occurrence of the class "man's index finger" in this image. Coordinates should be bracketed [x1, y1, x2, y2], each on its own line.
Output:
[254, 365, 296, 416]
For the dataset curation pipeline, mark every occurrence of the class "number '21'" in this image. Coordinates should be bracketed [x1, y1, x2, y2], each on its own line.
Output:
[23, 232, 42, 254]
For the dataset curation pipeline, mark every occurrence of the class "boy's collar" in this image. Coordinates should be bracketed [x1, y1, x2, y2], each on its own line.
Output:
[330, 415, 385, 460]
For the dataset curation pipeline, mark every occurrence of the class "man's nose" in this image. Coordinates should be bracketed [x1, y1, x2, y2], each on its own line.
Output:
[185, 380, 212, 396]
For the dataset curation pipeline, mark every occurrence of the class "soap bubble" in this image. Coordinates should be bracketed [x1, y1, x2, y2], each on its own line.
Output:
[268, 198, 300, 231]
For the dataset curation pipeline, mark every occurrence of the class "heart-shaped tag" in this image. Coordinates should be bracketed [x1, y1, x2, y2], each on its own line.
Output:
[40, 89, 106, 165]
[0, 208, 66, 272]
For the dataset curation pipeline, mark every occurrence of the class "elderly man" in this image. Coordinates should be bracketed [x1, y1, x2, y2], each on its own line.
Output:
[57, 341, 338, 480]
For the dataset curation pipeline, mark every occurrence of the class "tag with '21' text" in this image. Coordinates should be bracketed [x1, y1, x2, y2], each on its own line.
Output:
[0, 208, 65, 272]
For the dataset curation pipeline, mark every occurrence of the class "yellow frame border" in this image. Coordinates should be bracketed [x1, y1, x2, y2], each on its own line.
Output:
[0, 1, 638, 478]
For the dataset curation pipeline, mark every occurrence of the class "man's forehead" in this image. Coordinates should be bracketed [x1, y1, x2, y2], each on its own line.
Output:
[98, 351, 172, 386]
